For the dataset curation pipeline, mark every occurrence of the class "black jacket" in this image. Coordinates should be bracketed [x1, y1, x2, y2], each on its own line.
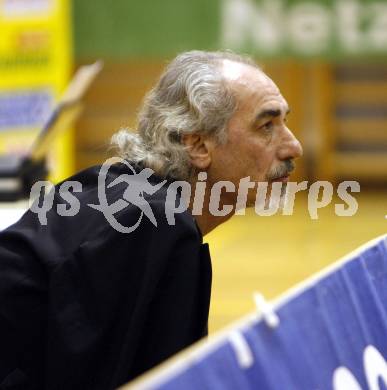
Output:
[0, 163, 212, 389]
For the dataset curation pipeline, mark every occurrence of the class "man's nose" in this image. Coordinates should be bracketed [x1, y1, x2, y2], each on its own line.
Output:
[277, 127, 303, 161]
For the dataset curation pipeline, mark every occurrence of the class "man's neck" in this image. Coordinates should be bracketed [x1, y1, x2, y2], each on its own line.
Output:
[192, 212, 232, 236]
[187, 178, 234, 236]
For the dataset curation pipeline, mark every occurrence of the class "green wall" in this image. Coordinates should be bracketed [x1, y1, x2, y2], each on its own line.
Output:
[73, 0, 387, 60]
[73, 0, 220, 59]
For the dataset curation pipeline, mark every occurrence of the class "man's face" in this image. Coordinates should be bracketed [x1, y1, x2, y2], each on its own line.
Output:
[207, 60, 303, 206]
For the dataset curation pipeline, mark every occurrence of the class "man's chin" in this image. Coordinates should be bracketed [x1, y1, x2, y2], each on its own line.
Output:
[250, 181, 288, 211]
[234, 180, 289, 213]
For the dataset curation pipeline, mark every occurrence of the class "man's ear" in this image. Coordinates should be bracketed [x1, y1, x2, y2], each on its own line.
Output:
[182, 133, 213, 170]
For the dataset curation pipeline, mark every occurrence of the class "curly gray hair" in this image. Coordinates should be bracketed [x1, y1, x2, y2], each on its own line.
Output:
[112, 50, 259, 180]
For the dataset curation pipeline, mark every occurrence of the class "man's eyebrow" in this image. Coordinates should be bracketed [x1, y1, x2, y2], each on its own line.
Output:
[255, 108, 290, 121]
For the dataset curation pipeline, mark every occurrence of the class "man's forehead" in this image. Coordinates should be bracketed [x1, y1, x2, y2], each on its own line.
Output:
[221, 59, 266, 83]
[222, 59, 249, 81]
[221, 60, 281, 98]
[221, 60, 287, 113]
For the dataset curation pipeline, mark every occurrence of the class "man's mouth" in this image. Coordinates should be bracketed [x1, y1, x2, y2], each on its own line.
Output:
[268, 160, 295, 183]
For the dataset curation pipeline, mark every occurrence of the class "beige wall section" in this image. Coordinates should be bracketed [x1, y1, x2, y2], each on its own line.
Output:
[75, 61, 165, 170]
[315, 63, 387, 183]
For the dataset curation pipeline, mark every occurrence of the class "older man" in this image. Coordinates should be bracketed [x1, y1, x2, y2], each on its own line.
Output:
[0, 51, 302, 389]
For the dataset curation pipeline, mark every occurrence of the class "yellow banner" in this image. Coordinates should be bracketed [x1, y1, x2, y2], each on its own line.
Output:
[0, 0, 73, 181]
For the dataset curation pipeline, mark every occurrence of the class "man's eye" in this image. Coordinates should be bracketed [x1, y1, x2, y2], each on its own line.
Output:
[260, 121, 274, 131]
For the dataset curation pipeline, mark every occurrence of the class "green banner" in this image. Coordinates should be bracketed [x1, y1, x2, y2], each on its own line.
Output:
[73, 0, 387, 59]
[73, 0, 220, 59]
